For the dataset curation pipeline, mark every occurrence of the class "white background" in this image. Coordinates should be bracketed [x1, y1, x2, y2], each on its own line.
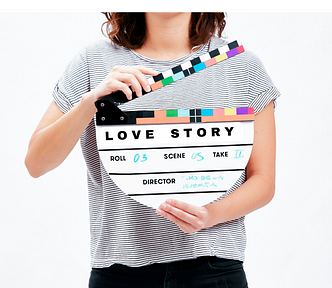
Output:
[0, 11, 332, 288]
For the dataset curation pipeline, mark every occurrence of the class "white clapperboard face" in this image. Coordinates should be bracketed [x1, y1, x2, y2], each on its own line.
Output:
[94, 41, 254, 209]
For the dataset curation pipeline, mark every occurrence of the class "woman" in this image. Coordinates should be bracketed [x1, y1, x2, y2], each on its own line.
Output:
[25, 12, 279, 288]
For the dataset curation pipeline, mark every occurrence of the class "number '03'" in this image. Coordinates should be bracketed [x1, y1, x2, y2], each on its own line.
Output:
[133, 153, 148, 163]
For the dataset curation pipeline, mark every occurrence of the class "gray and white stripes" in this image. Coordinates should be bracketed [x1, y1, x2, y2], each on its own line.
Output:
[53, 36, 280, 268]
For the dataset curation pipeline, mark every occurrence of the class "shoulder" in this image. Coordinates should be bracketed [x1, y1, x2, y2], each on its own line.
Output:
[208, 36, 262, 66]
[79, 39, 135, 69]
[85, 39, 129, 54]
[84, 38, 114, 52]
[208, 36, 228, 50]
[72, 39, 128, 62]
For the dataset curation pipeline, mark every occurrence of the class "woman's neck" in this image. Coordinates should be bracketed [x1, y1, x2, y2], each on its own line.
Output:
[135, 13, 193, 61]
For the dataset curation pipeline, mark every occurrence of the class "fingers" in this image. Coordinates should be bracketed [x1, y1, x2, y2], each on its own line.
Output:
[165, 199, 205, 218]
[135, 65, 160, 77]
[112, 65, 158, 97]
[112, 72, 144, 99]
[156, 208, 199, 234]
[93, 65, 159, 101]
[156, 199, 208, 233]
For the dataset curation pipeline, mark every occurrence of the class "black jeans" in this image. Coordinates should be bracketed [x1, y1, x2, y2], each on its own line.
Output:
[89, 256, 248, 288]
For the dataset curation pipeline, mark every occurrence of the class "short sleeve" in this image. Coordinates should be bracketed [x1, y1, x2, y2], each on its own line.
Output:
[246, 51, 280, 114]
[52, 47, 90, 114]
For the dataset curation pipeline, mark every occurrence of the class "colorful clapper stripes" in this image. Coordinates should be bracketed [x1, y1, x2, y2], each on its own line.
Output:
[126, 107, 254, 125]
[147, 40, 244, 92]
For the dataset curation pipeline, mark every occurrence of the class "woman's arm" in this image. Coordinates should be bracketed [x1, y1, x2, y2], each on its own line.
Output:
[25, 94, 96, 178]
[156, 101, 276, 233]
[25, 66, 158, 178]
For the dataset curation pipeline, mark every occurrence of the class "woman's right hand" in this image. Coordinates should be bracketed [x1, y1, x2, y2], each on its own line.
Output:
[25, 65, 158, 178]
[91, 65, 159, 101]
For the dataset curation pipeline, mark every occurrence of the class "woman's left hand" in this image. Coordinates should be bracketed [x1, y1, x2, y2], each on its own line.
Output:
[156, 199, 211, 233]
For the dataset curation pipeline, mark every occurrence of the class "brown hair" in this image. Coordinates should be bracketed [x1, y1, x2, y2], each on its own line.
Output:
[102, 12, 226, 50]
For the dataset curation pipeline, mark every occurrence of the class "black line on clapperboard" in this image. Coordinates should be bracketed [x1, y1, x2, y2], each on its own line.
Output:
[128, 190, 228, 197]
[98, 143, 253, 152]
[108, 168, 244, 176]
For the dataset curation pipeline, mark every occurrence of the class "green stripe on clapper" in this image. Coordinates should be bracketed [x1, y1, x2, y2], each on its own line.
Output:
[161, 76, 174, 86]
[166, 110, 178, 117]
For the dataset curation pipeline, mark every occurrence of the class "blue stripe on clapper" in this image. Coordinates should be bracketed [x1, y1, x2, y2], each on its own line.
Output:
[178, 109, 190, 117]
[193, 62, 206, 72]
[201, 109, 213, 116]
[172, 71, 185, 81]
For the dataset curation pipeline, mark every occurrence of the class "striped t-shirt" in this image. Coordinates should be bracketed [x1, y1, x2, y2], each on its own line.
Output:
[52, 36, 280, 268]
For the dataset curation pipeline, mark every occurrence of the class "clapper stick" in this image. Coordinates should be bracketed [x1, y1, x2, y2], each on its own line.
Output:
[95, 40, 245, 123]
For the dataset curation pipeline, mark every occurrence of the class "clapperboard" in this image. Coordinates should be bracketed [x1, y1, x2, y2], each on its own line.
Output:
[95, 41, 254, 209]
